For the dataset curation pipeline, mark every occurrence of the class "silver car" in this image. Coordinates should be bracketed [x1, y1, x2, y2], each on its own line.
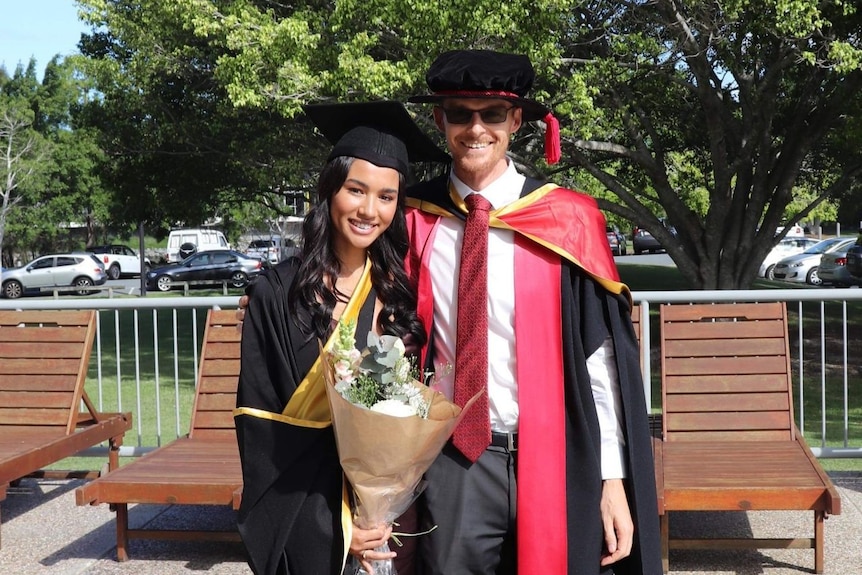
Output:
[772, 237, 856, 286]
[818, 242, 861, 287]
[759, 237, 819, 279]
[1, 254, 108, 299]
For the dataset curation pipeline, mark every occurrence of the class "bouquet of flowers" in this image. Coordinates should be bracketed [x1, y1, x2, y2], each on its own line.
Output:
[330, 324, 431, 419]
[323, 319, 478, 575]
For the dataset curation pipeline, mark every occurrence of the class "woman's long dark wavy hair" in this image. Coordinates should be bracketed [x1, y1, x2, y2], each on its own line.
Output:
[288, 156, 426, 348]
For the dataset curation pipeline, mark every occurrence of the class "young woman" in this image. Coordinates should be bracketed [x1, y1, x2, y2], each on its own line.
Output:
[234, 101, 448, 575]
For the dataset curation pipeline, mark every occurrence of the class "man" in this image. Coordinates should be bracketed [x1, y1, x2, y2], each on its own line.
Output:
[404, 49, 661, 575]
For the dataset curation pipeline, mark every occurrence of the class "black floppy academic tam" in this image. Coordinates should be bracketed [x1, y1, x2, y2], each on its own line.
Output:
[409, 49, 561, 164]
[302, 101, 450, 176]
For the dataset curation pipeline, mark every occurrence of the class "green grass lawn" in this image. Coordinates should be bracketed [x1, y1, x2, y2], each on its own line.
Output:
[617, 262, 691, 291]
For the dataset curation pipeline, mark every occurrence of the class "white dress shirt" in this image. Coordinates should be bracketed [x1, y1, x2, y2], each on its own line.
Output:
[427, 159, 626, 479]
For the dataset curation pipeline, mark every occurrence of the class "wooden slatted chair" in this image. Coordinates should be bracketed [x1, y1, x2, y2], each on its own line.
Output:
[0, 310, 131, 547]
[75, 308, 242, 561]
[653, 302, 840, 573]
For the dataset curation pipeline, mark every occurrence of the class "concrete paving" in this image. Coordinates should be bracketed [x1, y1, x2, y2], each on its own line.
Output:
[1, 472, 860, 574]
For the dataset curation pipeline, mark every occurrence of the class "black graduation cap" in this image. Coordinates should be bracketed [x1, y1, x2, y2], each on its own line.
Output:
[302, 101, 450, 176]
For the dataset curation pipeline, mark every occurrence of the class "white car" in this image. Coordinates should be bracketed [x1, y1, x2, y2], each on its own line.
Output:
[759, 237, 820, 279]
[245, 238, 282, 264]
[86, 244, 151, 280]
[772, 237, 857, 286]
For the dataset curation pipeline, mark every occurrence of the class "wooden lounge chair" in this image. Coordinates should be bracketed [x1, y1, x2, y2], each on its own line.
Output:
[653, 302, 841, 573]
[75, 308, 242, 561]
[0, 310, 132, 547]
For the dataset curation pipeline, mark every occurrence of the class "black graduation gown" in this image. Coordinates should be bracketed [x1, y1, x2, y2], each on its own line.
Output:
[235, 259, 377, 575]
[561, 267, 662, 574]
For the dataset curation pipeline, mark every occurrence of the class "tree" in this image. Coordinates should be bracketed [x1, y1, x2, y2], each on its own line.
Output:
[1, 57, 115, 261]
[75, 1, 320, 235]
[73, 0, 593, 231]
[559, 0, 862, 288]
[0, 99, 46, 266]
[77, 0, 862, 288]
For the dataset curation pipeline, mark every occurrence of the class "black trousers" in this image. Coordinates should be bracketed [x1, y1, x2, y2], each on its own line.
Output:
[418, 442, 517, 575]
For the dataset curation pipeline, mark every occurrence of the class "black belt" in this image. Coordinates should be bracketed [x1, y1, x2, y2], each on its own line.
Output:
[490, 431, 518, 452]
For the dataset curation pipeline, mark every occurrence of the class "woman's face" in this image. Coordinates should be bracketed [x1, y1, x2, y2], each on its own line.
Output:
[330, 158, 400, 260]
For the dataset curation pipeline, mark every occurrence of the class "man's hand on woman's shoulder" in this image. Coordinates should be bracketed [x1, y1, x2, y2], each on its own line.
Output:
[236, 294, 250, 332]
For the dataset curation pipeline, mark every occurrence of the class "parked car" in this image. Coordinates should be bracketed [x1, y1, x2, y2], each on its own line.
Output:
[818, 241, 860, 287]
[606, 225, 627, 256]
[632, 220, 676, 255]
[845, 242, 862, 279]
[145, 249, 265, 292]
[772, 237, 856, 286]
[759, 237, 820, 279]
[1, 254, 107, 299]
[85, 244, 151, 280]
[245, 238, 283, 264]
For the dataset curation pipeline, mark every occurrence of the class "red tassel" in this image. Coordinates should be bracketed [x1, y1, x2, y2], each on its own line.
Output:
[544, 112, 561, 165]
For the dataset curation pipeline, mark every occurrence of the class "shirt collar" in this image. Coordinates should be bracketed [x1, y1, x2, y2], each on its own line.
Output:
[450, 158, 523, 209]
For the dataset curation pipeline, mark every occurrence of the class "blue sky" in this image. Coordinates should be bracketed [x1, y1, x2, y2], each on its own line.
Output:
[0, 1, 89, 78]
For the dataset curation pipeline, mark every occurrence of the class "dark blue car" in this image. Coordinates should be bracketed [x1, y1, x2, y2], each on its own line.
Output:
[145, 249, 266, 292]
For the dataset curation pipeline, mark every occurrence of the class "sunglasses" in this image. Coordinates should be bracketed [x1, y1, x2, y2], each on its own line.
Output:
[439, 105, 515, 124]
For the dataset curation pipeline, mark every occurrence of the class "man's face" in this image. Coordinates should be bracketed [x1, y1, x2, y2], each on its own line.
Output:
[433, 98, 522, 188]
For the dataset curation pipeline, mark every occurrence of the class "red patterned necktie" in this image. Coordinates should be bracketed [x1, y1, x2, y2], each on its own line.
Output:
[452, 193, 492, 462]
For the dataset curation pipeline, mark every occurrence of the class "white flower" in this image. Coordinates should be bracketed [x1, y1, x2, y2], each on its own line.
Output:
[394, 356, 412, 382]
[370, 399, 418, 418]
[348, 348, 362, 366]
[408, 393, 429, 419]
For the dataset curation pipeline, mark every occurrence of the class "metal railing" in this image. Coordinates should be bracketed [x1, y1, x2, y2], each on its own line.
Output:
[3, 287, 861, 459]
[1, 296, 237, 458]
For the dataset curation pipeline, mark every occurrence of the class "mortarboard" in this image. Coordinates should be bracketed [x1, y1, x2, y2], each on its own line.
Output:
[302, 100, 450, 176]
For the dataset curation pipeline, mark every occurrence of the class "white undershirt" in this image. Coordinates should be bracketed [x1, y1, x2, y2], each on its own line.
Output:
[427, 159, 626, 479]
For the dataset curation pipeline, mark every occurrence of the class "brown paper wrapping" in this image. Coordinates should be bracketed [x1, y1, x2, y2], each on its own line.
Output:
[322, 356, 480, 527]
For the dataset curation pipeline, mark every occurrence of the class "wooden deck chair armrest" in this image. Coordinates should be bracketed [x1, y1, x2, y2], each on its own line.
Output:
[793, 425, 842, 515]
[75, 481, 102, 506]
[232, 486, 243, 510]
[79, 389, 102, 423]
